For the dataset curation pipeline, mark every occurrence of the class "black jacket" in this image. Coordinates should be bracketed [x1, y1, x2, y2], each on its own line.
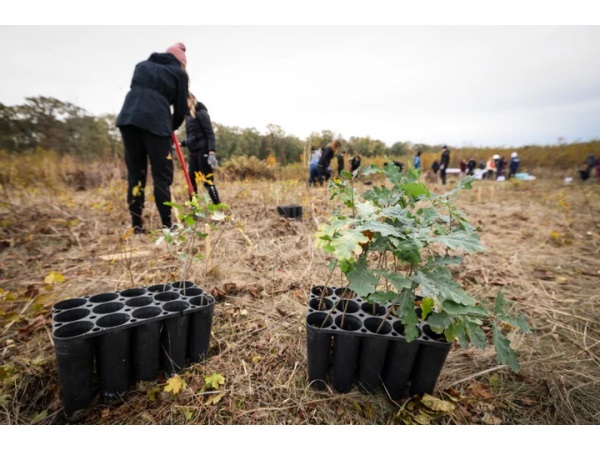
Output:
[116, 52, 189, 136]
[182, 102, 215, 155]
[318, 145, 335, 168]
[441, 149, 450, 168]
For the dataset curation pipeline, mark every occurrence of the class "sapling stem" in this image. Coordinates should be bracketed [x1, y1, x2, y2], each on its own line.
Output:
[376, 307, 394, 334]
[318, 260, 337, 311]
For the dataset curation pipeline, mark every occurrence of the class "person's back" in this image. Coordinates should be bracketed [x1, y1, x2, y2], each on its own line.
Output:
[117, 52, 188, 137]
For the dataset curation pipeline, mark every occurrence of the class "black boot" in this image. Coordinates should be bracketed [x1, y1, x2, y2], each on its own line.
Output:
[207, 185, 221, 205]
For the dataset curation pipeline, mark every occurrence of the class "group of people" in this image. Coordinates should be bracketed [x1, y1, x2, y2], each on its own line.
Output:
[482, 153, 521, 180]
[115, 42, 221, 234]
[428, 147, 521, 183]
[307, 141, 361, 186]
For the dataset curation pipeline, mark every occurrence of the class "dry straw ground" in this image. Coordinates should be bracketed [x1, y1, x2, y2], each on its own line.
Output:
[0, 163, 598, 425]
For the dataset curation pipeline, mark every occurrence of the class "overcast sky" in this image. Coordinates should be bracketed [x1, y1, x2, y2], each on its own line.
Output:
[1, 21, 599, 147]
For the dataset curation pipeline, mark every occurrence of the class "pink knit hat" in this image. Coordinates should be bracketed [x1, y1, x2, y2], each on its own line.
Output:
[166, 42, 187, 66]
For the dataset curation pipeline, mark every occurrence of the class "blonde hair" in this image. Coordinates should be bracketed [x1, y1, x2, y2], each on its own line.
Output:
[188, 92, 197, 118]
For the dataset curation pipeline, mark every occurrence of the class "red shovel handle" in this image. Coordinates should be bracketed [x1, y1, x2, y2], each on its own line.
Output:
[172, 133, 195, 196]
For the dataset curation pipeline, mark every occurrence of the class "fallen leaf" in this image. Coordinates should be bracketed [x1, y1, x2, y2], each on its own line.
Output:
[414, 411, 432, 424]
[204, 392, 226, 405]
[421, 393, 456, 413]
[204, 373, 225, 390]
[30, 410, 48, 423]
[482, 412, 503, 425]
[44, 271, 65, 285]
[183, 408, 193, 421]
[164, 375, 186, 395]
[466, 381, 494, 399]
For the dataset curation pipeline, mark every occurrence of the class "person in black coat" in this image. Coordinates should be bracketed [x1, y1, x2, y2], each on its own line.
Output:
[317, 140, 341, 181]
[116, 43, 189, 233]
[467, 158, 476, 176]
[180, 95, 220, 204]
[440, 145, 450, 185]
[350, 154, 362, 172]
[336, 151, 345, 177]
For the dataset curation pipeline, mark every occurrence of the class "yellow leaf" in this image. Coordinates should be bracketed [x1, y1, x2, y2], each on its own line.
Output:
[166, 153, 173, 160]
[183, 408, 193, 421]
[204, 373, 225, 390]
[164, 375, 186, 395]
[122, 227, 134, 241]
[549, 231, 561, 240]
[34, 293, 55, 306]
[414, 412, 432, 425]
[252, 355, 261, 364]
[0, 394, 8, 407]
[421, 394, 456, 413]
[147, 386, 161, 401]
[204, 392, 226, 405]
[44, 271, 65, 285]
[239, 309, 248, 317]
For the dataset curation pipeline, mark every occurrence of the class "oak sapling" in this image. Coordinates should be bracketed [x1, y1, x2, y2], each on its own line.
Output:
[156, 193, 232, 285]
[315, 163, 530, 371]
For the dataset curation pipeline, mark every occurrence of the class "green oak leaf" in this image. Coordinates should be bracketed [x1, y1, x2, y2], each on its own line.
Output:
[421, 297, 435, 319]
[465, 320, 488, 349]
[493, 324, 520, 371]
[432, 230, 485, 253]
[346, 261, 379, 297]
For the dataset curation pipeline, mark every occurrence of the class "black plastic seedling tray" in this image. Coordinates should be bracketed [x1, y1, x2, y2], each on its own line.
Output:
[306, 286, 451, 398]
[51, 281, 215, 419]
[276, 205, 303, 219]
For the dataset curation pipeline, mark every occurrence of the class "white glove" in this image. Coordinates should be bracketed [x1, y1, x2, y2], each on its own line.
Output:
[208, 152, 218, 168]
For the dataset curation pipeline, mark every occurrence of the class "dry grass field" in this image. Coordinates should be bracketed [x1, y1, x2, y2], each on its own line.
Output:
[0, 160, 599, 425]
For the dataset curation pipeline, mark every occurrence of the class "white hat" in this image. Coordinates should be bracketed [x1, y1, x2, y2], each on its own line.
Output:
[511, 152, 518, 158]
[493, 154, 500, 159]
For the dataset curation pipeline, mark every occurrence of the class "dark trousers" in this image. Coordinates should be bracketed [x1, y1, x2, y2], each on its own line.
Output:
[440, 167, 447, 185]
[120, 126, 174, 229]
[188, 152, 220, 204]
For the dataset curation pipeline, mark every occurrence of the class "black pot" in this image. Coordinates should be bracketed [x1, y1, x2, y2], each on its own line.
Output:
[160, 301, 190, 376]
[95, 313, 132, 404]
[408, 325, 452, 396]
[381, 322, 421, 400]
[331, 314, 362, 393]
[277, 205, 303, 219]
[130, 306, 163, 382]
[187, 295, 216, 363]
[53, 322, 95, 419]
[357, 317, 392, 393]
[306, 312, 333, 389]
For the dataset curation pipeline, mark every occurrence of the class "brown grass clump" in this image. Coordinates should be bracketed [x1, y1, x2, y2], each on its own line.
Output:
[219, 156, 276, 181]
[0, 163, 599, 425]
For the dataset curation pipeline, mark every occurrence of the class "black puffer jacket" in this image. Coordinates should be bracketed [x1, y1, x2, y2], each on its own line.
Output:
[116, 52, 189, 136]
[318, 145, 335, 168]
[182, 102, 215, 154]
